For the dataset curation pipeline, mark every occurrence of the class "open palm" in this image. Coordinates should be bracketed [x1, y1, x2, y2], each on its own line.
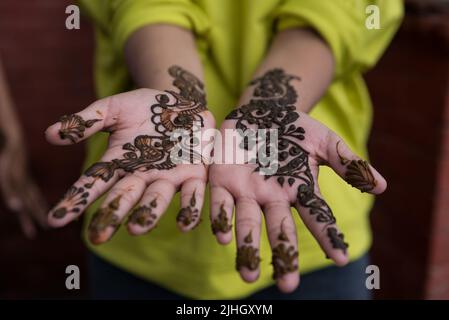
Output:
[46, 66, 214, 244]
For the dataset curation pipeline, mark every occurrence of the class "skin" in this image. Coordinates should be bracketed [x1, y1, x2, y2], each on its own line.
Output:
[209, 28, 387, 293]
[0, 58, 47, 238]
[45, 26, 387, 293]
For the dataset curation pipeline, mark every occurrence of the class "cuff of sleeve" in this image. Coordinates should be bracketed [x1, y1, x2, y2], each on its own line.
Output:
[111, 1, 210, 54]
[273, 0, 363, 78]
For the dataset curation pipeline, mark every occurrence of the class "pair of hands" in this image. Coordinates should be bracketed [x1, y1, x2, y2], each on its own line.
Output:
[45, 66, 386, 292]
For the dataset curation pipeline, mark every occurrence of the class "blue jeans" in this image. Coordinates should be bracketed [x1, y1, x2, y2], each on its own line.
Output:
[88, 253, 372, 300]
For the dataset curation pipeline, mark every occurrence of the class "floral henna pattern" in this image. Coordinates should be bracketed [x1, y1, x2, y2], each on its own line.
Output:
[52, 66, 207, 220]
[88, 195, 122, 243]
[176, 191, 200, 227]
[211, 204, 232, 234]
[58, 114, 101, 143]
[52, 186, 89, 219]
[127, 199, 158, 229]
[336, 141, 377, 192]
[225, 69, 346, 253]
[271, 219, 298, 279]
[236, 230, 261, 271]
[327, 227, 348, 254]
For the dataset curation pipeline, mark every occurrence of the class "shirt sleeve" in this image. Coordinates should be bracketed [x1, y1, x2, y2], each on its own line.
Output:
[81, 0, 210, 53]
[272, 0, 404, 78]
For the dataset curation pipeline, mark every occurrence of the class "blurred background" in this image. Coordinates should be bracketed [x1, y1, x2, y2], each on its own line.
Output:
[0, 0, 448, 299]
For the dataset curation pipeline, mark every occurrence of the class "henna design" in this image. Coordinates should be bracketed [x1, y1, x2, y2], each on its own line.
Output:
[336, 141, 376, 192]
[81, 66, 206, 184]
[58, 114, 101, 143]
[52, 186, 89, 219]
[271, 217, 298, 279]
[88, 195, 121, 242]
[236, 230, 261, 271]
[327, 227, 348, 254]
[244, 230, 253, 243]
[176, 191, 199, 226]
[277, 218, 289, 242]
[127, 199, 158, 228]
[54, 66, 208, 219]
[211, 204, 232, 234]
[226, 69, 346, 252]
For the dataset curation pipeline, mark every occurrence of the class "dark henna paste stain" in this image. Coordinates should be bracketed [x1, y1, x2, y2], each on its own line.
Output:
[211, 204, 232, 234]
[127, 199, 158, 228]
[88, 195, 121, 243]
[327, 227, 348, 254]
[278, 217, 289, 242]
[226, 69, 349, 253]
[236, 246, 260, 271]
[52, 186, 89, 219]
[244, 230, 253, 243]
[336, 141, 376, 192]
[271, 242, 298, 279]
[236, 230, 260, 271]
[58, 114, 101, 143]
[176, 191, 199, 226]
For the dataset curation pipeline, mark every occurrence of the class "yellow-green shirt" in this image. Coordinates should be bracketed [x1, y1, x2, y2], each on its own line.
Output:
[78, 0, 403, 299]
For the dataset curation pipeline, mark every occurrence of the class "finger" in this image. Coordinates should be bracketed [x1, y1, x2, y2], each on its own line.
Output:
[210, 186, 234, 244]
[16, 208, 37, 239]
[127, 179, 176, 235]
[45, 96, 115, 145]
[176, 178, 205, 232]
[24, 182, 49, 228]
[323, 132, 387, 194]
[263, 201, 299, 293]
[235, 197, 262, 283]
[48, 153, 121, 228]
[87, 174, 146, 244]
[295, 178, 349, 266]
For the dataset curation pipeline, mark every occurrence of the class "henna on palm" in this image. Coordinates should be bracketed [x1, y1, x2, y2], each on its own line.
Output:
[52, 66, 207, 228]
[225, 69, 346, 253]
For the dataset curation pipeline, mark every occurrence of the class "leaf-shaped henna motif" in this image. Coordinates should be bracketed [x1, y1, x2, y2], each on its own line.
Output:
[52, 186, 89, 219]
[88, 195, 121, 243]
[127, 199, 158, 228]
[327, 227, 348, 254]
[58, 114, 101, 143]
[271, 242, 298, 279]
[211, 204, 232, 234]
[336, 141, 377, 192]
[176, 191, 200, 226]
[236, 230, 261, 271]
